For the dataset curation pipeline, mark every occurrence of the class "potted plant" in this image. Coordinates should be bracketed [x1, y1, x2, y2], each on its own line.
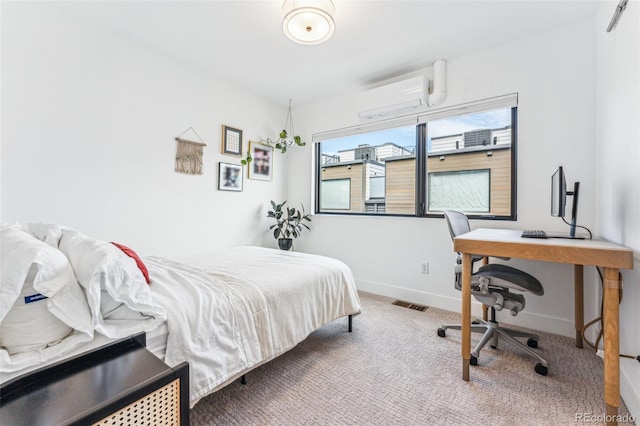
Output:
[267, 200, 311, 251]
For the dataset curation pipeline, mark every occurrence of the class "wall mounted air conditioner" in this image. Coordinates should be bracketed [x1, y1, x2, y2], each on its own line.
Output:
[356, 75, 427, 120]
[356, 59, 447, 120]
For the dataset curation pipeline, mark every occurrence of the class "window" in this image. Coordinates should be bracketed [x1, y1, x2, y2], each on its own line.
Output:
[320, 178, 351, 210]
[317, 125, 417, 215]
[428, 169, 490, 213]
[424, 105, 514, 217]
[314, 94, 517, 219]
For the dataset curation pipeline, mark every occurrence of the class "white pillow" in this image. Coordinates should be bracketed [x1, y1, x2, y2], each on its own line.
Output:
[0, 225, 93, 371]
[26, 222, 66, 248]
[56, 229, 166, 338]
[0, 265, 71, 354]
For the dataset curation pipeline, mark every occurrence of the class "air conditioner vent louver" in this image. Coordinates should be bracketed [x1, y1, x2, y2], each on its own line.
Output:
[354, 145, 376, 161]
[464, 129, 492, 147]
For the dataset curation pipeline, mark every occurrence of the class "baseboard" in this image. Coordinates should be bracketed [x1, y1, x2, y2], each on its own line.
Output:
[356, 278, 576, 338]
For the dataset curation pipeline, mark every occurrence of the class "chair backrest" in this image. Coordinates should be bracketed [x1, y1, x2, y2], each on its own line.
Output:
[443, 210, 484, 264]
[443, 210, 471, 240]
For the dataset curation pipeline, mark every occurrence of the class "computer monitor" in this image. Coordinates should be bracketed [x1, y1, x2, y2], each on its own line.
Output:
[551, 167, 566, 218]
[551, 166, 580, 238]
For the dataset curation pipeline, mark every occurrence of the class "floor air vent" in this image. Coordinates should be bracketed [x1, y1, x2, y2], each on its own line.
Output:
[391, 300, 428, 312]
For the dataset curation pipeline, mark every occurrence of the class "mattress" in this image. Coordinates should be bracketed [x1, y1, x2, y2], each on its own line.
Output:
[0, 323, 169, 385]
[144, 246, 361, 406]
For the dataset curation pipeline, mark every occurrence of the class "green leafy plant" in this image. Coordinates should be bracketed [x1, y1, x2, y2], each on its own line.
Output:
[267, 200, 311, 240]
[240, 149, 252, 166]
[241, 131, 306, 165]
[241, 100, 306, 165]
[273, 129, 305, 154]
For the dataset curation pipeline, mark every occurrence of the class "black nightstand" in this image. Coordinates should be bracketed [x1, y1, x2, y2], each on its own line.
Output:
[0, 333, 189, 425]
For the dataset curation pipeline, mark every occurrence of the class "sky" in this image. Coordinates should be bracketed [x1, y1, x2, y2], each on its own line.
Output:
[320, 108, 511, 155]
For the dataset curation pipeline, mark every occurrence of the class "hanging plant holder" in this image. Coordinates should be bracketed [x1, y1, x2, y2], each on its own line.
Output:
[242, 99, 305, 165]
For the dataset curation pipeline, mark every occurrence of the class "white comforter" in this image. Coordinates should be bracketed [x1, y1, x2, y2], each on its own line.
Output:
[144, 246, 361, 406]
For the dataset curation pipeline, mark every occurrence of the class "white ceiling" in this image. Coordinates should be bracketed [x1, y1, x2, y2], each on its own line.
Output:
[55, 0, 601, 107]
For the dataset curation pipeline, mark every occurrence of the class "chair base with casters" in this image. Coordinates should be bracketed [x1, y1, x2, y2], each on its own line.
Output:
[437, 305, 549, 376]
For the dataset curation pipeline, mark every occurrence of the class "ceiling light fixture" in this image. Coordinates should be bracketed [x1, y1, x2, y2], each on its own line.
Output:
[282, 0, 335, 45]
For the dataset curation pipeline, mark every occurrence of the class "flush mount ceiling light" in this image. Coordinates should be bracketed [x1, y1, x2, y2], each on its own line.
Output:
[282, 0, 335, 45]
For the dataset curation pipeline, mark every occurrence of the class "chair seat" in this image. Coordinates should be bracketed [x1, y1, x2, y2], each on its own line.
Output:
[477, 264, 544, 296]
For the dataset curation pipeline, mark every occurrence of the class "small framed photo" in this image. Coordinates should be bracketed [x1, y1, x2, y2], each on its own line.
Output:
[248, 142, 273, 181]
[222, 125, 243, 156]
[218, 162, 243, 192]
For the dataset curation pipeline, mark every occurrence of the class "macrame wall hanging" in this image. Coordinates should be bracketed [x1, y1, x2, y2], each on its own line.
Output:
[175, 127, 207, 175]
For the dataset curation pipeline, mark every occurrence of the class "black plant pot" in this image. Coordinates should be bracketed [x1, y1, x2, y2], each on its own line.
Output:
[278, 238, 293, 251]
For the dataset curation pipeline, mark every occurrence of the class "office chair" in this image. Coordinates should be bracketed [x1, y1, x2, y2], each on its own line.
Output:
[437, 210, 549, 376]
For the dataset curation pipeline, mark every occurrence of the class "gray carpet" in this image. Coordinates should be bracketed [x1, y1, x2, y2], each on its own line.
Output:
[190, 292, 634, 425]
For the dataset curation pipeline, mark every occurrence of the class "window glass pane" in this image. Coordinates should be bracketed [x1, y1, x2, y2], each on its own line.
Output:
[318, 125, 416, 214]
[428, 170, 490, 212]
[370, 176, 385, 198]
[426, 108, 513, 216]
[320, 179, 351, 210]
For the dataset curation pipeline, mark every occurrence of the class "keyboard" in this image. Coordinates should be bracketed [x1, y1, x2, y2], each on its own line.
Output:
[521, 230, 547, 238]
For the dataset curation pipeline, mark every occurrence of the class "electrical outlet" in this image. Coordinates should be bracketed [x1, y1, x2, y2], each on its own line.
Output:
[421, 262, 429, 274]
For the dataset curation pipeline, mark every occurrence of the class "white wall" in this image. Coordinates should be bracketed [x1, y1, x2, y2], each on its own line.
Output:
[290, 11, 640, 413]
[2, 0, 637, 417]
[290, 19, 598, 337]
[1, 2, 287, 255]
[595, 0, 640, 418]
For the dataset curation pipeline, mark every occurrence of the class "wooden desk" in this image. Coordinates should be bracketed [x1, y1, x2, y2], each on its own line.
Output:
[454, 228, 634, 425]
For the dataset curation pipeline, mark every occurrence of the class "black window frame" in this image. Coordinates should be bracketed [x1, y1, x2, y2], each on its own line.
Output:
[314, 102, 518, 221]
[423, 107, 518, 221]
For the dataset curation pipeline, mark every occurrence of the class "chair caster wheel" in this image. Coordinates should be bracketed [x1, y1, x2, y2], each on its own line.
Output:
[472, 320, 480, 325]
[535, 363, 548, 376]
[470, 356, 478, 366]
[437, 328, 446, 337]
[527, 338, 538, 348]
[490, 344, 497, 349]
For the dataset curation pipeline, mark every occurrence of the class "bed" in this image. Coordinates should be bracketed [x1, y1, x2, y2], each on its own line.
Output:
[0, 223, 361, 407]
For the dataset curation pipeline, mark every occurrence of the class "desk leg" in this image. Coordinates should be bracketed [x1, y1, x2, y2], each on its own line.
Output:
[461, 253, 472, 381]
[574, 264, 584, 348]
[603, 267, 620, 425]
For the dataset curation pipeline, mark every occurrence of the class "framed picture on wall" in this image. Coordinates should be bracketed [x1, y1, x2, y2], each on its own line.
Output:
[218, 162, 243, 192]
[221, 125, 243, 156]
[248, 142, 273, 181]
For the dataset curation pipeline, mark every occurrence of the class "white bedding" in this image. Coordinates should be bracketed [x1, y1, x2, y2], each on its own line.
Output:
[0, 223, 166, 381]
[144, 246, 361, 406]
[1, 225, 361, 407]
